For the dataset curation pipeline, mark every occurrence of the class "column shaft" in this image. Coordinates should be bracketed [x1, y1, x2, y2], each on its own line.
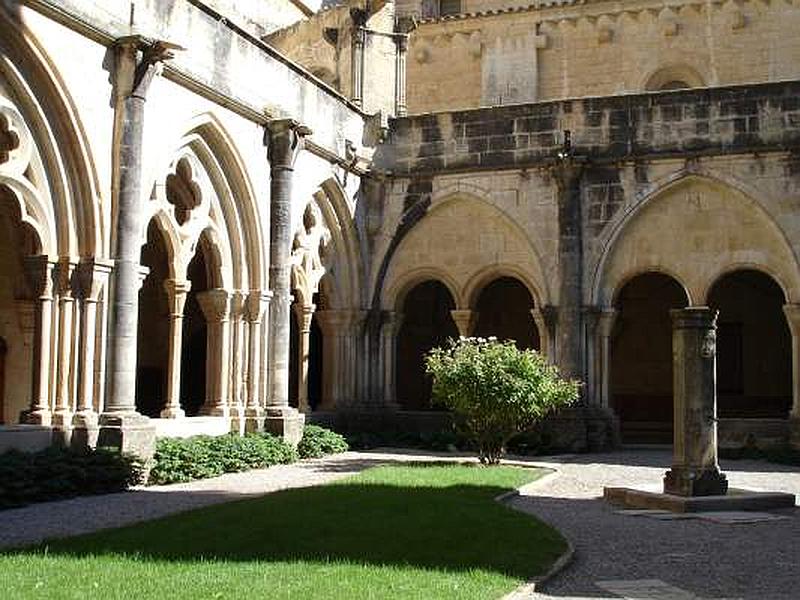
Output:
[162, 279, 190, 419]
[23, 257, 55, 425]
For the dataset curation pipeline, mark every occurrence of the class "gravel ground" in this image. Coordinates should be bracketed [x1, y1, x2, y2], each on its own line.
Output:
[508, 450, 800, 600]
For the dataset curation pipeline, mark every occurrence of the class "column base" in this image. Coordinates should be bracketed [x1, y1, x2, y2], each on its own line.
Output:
[160, 406, 186, 419]
[22, 409, 52, 426]
[789, 415, 800, 450]
[263, 406, 305, 447]
[97, 412, 156, 460]
[200, 404, 230, 418]
[243, 407, 264, 434]
[71, 411, 99, 449]
[664, 466, 728, 497]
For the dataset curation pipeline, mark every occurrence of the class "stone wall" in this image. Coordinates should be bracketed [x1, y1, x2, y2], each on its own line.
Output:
[406, 0, 800, 113]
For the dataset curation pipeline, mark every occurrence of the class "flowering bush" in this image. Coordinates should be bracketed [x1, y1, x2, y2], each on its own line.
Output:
[425, 337, 580, 465]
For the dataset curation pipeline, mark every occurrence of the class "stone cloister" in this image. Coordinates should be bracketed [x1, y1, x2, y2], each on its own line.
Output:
[2, 0, 800, 455]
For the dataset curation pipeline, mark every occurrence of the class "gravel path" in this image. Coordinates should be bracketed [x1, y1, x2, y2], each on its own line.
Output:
[508, 450, 800, 600]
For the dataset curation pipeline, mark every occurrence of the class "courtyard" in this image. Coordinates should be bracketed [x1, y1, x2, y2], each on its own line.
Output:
[1, 449, 798, 599]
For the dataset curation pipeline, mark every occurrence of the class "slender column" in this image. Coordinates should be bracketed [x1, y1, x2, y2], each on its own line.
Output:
[782, 304, 800, 448]
[101, 38, 176, 457]
[52, 260, 77, 431]
[244, 292, 270, 432]
[350, 9, 368, 107]
[381, 311, 403, 408]
[583, 306, 600, 405]
[597, 308, 618, 409]
[294, 303, 316, 413]
[531, 308, 549, 357]
[450, 309, 477, 338]
[394, 34, 409, 117]
[228, 292, 246, 431]
[552, 155, 586, 382]
[161, 279, 190, 419]
[197, 289, 232, 417]
[265, 119, 310, 445]
[22, 256, 56, 425]
[532, 305, 558, 360]
[664, 307, 728, 497]
[72, 260, 112, 439]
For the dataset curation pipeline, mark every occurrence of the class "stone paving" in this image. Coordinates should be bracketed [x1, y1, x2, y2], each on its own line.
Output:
[1, 448, 798, 600]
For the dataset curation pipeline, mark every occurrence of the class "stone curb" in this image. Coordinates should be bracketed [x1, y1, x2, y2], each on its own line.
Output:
[497, 469, 576, 599]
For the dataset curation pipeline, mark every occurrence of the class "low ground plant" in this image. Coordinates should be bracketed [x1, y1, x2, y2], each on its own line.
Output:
[298, 424, 349, 459]
[148, 433, 296, 485]
[426, 337, 579, 464]
[0, 446, 143, 509]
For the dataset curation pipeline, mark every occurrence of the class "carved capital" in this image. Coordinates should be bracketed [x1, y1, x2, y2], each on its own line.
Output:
[597, 308, 618, 338]
[23, 255, 56, 300]
[293, 303, 316, 332]
[114, 36, 182, 100]
[75, 259, 113, 302]
[163, 279, 191, 317]
[265, 119, 312, 171]
[450, 309, 477, 338]
[245, 290, 272, 323]
[196, 288, 232, 323]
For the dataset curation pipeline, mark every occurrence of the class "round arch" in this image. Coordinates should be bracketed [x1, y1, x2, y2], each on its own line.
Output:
[643, 64, 705, 91]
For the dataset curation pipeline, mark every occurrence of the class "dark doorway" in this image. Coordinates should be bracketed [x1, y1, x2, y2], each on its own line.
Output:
[473, 277, 540, 350]
[611, 273, 689, 443]
[396, 280, 458, 410]
[181, 239, 210, 416]
[708, 270, 791, 418]
[136, 220, 170, 418]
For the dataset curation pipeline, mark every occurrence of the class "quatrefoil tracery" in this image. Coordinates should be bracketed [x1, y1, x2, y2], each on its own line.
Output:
[166, 157, 202, 226]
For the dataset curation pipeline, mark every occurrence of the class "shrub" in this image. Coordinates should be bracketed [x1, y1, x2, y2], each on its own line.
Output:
[298, 425, 349, 459]
[426, 337, 580, 465]
[148, 433, 297, 485]
[0, 446, 144, 509]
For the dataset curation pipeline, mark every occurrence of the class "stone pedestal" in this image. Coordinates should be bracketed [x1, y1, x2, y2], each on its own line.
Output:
[664, 307, 728, 497]
[97, 413, 156, 459]
[263, 407, 305, 447]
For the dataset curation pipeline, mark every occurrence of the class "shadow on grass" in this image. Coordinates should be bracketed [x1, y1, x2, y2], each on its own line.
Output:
[6, 465, 565, 579]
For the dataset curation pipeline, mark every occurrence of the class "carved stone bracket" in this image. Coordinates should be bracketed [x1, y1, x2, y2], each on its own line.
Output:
[266, 119, 312, 172]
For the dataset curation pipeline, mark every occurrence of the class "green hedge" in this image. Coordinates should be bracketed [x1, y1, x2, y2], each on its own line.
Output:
[148, 433, 297, 485]
[298, 425, 349, 459]
[0, 447, 144, 509]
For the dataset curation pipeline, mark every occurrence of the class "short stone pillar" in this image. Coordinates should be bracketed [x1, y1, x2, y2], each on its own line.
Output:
[664, 307, 728, 497]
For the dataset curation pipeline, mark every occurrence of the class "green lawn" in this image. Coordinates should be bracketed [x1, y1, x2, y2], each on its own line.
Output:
[1, 464, 566, 600]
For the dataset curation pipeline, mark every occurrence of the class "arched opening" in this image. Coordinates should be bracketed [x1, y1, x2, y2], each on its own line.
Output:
[181, 238, 211, 416]
[136, 220, 170, 418]
[396, 280, 458, 410]
[644, 65, 704, 91]
[611, 273, 689, 443]
[473, 277, 540, 349]
[708, 270, 792, 418]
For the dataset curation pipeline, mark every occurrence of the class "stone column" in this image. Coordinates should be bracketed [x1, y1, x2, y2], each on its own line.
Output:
[664, 307, 728, 497]
[52, 260, 77, 435]
[450, 309, 477, 338]
[101, 37, 175, 457]
[294, 303, 316, 414]
[197, 289, 232, 417]
[244, 292, 270, 432]
[583, 306, 600, 405]
[531, 305, 558, 360]
[597, 308, 618, 409]
[228, 292, 246, 432]
[380, 310, 403, 409]
[782, 304, 800, 448]
[551, 157, 586, 382]
[161, 279, 190, 419]
[394, 34, 409, 117]
[350, 9, 368, 107]
[22, 256, 56, 426]
[71, 260, 112, 447]
[265, 119, 310, 444]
